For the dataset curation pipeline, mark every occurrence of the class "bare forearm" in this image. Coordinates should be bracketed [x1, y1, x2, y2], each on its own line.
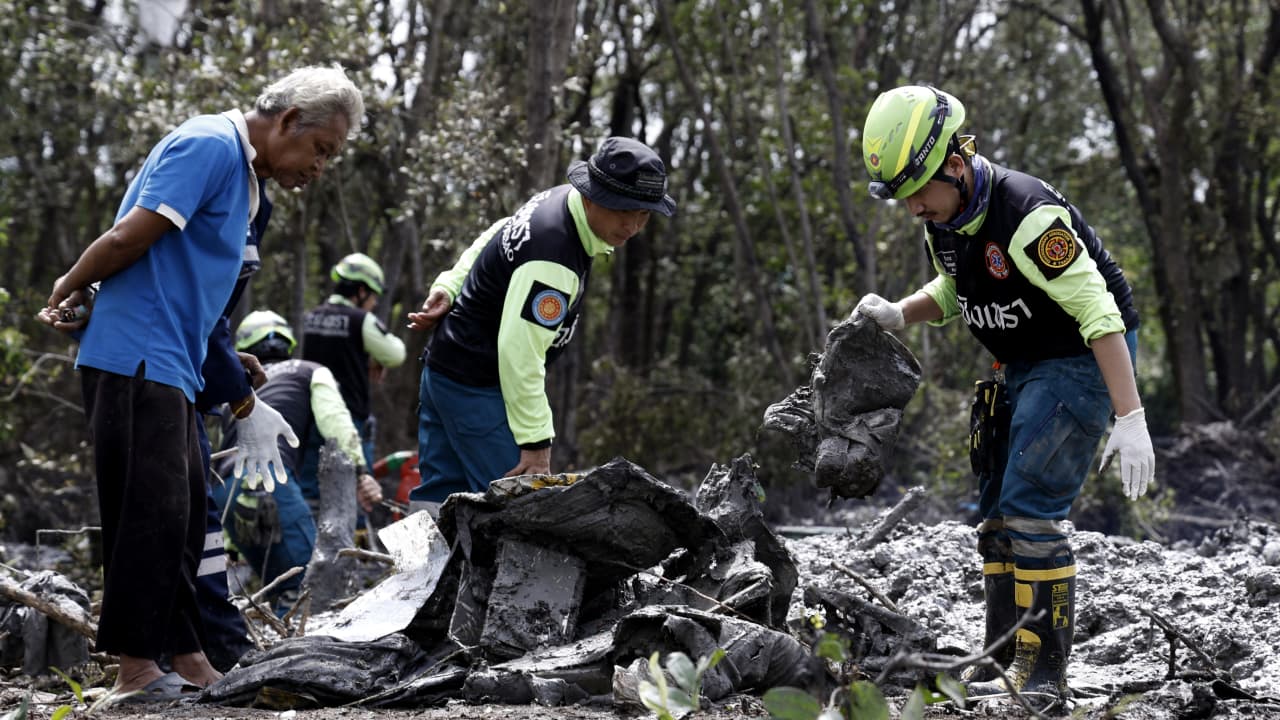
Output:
[899, 291, 943, 325]
[1092, 332, 1141, 416]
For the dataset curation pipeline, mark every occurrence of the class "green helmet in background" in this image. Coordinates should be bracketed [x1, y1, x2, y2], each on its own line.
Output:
[862, 85, 966, 200]
[331, 252, 385, 295]
[235, 310, 297, 353]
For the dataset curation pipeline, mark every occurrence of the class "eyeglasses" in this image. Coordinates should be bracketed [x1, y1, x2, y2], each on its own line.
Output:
[868, 87, 951, 200]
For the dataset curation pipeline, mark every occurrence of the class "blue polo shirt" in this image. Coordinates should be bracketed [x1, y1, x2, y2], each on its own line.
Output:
[77, 113, 252, 401]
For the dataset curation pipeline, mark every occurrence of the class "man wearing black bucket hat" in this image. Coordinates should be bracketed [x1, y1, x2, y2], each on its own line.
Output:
[406, 136, 676, 514]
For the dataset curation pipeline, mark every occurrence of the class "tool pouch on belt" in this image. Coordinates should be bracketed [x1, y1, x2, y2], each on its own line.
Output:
[969, 377, 1010, 477]
[233, 488, 282, 547]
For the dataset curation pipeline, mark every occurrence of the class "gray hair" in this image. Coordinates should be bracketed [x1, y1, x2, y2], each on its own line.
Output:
[255, 65, 365, 138]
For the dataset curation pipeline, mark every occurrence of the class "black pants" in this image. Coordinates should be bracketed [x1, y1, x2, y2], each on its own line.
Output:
[81, 367, 206, 659]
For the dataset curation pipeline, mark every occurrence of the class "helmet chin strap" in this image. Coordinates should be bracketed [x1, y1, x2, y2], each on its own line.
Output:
[933, 159, 970, 225]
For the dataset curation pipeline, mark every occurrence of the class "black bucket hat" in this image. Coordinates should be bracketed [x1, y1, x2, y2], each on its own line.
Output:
[567, 136, 677, 217]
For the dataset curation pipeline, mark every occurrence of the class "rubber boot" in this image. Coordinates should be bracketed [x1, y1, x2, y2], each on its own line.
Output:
[967, 563, 1075, 704]
[960, 562, 1017, 682]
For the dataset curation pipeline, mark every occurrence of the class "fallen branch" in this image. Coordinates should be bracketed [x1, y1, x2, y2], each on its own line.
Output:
[856, 486, 926, 550]
[281, 586, 312, 635]
[834, 563, 900, 613]
[1140, 605, 1220, 678]
[336, 547, 395, 565]
[875, 608, 1050, 720]
[0, 573, 97, 642]
[250, 566, 305, 605]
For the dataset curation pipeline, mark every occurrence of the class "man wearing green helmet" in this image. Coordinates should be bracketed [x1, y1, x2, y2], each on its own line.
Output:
[214, 310, 382, 612]
[301, 252, 407, 492]
[855, 85, 1155, 706]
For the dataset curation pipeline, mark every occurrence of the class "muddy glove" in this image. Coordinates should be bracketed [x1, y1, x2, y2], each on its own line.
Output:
[232, 393, 299, 492]
[853, 293, 905, 330]
[1099, 407, 1155, 500]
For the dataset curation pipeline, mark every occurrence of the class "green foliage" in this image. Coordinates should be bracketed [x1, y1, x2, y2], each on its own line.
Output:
[638, 649, 725, 720]
[0, 692, 28, 720]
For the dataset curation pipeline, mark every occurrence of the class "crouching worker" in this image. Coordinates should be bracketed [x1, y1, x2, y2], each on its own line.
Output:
[213, 310, 382, 612]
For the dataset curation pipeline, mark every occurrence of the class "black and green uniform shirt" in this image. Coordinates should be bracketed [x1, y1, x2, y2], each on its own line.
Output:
[426, 185, 613, 448]
[921, 161, 1138, 363]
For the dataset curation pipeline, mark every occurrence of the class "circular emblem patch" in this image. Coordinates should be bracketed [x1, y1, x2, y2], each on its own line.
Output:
[984, 243, 1009, 279]
[531, 289, 567, 327]
[869, 153, 881, 169]
[1037, 228, 1077, 269]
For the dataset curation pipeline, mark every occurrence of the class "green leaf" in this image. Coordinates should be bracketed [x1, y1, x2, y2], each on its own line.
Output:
[49, 667, 82, 703]
[0, 693, 29, 720]
[696, 648, 726, 675]
[934, 673, 967, 707]
[665, 687, 696, 717]
[50, 707, 72, 720]
[814, 632, 848, 663]
[667, 651, 697, 692]
[648, 651, 669, 699]
[900, 687, 926, 720]
[762, 686, 823, 719]
[638, 681, 673, 720]
[846, 681, 890, 720]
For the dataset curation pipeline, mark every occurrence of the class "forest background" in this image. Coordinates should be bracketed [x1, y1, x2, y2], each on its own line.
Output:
[2, 0, 1278, 539]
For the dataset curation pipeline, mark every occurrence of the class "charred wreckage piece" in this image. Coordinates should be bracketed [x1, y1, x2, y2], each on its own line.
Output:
[199, 457, 840, 709]
[762, 313, 921, 499]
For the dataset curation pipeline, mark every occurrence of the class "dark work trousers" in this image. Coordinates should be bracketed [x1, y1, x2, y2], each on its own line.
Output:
[81, 367, 207, 659]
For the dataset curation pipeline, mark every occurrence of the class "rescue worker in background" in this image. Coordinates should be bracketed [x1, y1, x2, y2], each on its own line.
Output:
[854, 85, 1155, 706]
[215, 311, 382, 612]
[405, 136, 677, 517]
[38, 66, 364, 699]
[300, 253, 406, 492]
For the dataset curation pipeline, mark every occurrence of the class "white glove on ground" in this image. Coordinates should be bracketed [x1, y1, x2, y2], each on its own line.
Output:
[232, 393, 300, 492]
[1099, 407, 1155, 500]
[853, 293, 905, 330]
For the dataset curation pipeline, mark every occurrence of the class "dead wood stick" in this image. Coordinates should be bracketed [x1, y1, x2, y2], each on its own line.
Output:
[250, 566, 305, 605]
[336, 547, 395, 565]
[833, 563, 900, 613]
[1140, 605, 1220, 675]
[0, 573, 97, 641]
[281, 587, 312, 635]
[856, 485, 926, 550]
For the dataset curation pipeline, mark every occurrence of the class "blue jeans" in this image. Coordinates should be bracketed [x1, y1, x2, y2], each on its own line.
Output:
[211, 466, 316, 603]
[410, 365, 520, 503]
[979, 330, 1138, 523]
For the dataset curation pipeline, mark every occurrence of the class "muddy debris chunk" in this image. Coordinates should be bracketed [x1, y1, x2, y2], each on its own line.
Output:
[0, 570, 90, 677]
[478, 538, 586, 659]
[762, 313, 921, 499]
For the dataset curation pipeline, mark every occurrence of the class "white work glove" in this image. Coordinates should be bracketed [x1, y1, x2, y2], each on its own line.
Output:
[853, 293, 905, 330]
[1099, 407, 1155, 500]
[231, 393, 300, 492]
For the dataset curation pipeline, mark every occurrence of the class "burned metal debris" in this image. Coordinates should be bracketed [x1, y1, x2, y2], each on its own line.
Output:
[762, 313, 921, 499]
[194, 456, 827, 709]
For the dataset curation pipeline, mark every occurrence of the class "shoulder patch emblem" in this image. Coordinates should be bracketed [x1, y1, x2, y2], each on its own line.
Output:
[984, 242, 1010, 280]
[1025, 218, 1080, 280]
[521, 280, 570, 329]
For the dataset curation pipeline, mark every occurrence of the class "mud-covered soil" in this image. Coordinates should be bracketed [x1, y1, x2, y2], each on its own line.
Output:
[2, 421, 1278, 719]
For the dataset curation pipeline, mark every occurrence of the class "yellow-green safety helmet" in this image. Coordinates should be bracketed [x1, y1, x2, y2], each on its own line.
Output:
[331, 252, 385, 295]
[235, 310, 296, 352]
[862, 85, 966, 200]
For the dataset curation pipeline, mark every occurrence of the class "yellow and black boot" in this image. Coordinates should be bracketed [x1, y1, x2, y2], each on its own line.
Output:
[967, 563, 1075, 703]
[961, 527, 1017, 682]
[960, 560, 1017, 682]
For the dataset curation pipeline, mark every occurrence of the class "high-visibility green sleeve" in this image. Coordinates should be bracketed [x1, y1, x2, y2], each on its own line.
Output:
[496, 260, 581, 446]
[430, 217, 509, 300]
[361, 312, 406, 368]
[1008, 205, 1125, 344]
[309, 365, 366, 468]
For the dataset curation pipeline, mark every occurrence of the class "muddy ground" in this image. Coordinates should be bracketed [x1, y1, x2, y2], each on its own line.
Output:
[2, 420, 1278, 719]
